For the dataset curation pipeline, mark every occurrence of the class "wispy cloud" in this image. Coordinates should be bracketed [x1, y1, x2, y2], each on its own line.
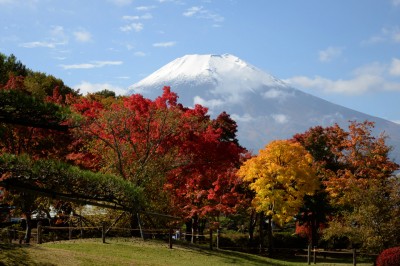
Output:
[120, 23, 143, 32]
[134, 51, 146, 57]
[271, 114, 289, 124]
[318, 46, 344, 62]
[60, 61, 123, 70]
[73, 30, 92, 42]
[0, 0, 39, 8]
[392, 0, 400, 6]
[363, 27, 400, 44]
[122, 13, 153, 20]
[193, 95, 224, 108]
[20, 41, 64, 48]
[120, 13, 152, 32]
[136, 5, 156, 11]
[390, 58, 400, 76]
[108, 0, 133, 6]
[183, 6, 224, 23]
[20, 25, 68, 49]
[284, 61, 400, 95]
[231, 113, 255, 123]
[74, 81, 128, 95]
[262, 89, 294, 100]
[153, 41, 176, 47]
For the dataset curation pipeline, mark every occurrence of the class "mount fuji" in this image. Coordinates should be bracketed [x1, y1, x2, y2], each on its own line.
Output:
[127, 54, 400, 161]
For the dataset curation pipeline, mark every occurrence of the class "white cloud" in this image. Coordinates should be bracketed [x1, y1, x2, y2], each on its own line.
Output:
[0, 0, 39, 8]
[231, 113, 255, 123]
[318, 46, 343, 62]
[122, 13, 153, 20]
[73, 30, 92, 42]
[120, 23, 143, 32]
[20, 25, 68, 49]
[390, 58, 400, 76]
[136, 5, 156, 11]
[123, 15, 140, 20]
[153, 41, 176, 47]
[271, 114, 289, 124]
[262, 89, 294, 99]
[183, 6, 202, 17]
[193, 96, 224, 108]
[134, 51, 146, 56]
[20, 41, 60, 48]
[108, 0, 133, 6]
[74, 81, 128, 95]
[364, 27, 400, 44]
[183, 6, 224, 22]
[284, 61, 400, 95]
[60, 61, 122, 70]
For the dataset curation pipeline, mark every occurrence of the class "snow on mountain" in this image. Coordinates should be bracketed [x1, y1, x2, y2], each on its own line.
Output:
[128, 54, 400, 161]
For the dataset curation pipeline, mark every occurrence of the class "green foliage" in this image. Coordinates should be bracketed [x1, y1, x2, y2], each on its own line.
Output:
[0, 89, 69, 131]
[273, 232, 307, 249]
[24, 72, 76, 101]
[0, 53, 28, 85]
[0, 153, 143, 211]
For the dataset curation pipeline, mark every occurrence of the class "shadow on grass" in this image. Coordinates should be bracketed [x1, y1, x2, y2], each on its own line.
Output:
[172, 241, 300, 265]
[0, 243, 55, 266]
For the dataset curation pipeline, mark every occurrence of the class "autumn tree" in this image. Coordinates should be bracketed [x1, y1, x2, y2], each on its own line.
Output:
[320, 121, 399, 252]
[292, 124, 346, 247]
[72, 87, 246, 233]
[237, 140, 319, 255]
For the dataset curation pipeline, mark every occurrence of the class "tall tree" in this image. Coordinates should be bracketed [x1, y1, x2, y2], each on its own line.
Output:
[292, 124, 346, 247]
[72, 87, 246, 224]
[319, 121, 399, 252]
[237, 140, 319, 255]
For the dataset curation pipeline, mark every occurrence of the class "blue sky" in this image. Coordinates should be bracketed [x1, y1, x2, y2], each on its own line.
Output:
[1, 0, 400, 123]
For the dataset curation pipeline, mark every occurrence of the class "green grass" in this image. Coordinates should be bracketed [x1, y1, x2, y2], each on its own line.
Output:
[0, 239, 374, 266]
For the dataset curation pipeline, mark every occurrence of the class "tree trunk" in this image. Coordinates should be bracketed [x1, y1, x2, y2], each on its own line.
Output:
[185, 219, 192, 242]
[311, 214, 319, 248]
[259, 212, 264, 254]
[248, 209, 257, 244]
[130, 213, 142, 237]
[24, 212, 32, 244]
[266, 215, 274, 257]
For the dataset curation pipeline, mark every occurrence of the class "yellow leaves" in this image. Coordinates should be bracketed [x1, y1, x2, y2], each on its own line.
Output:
[237, 140, 320, 226]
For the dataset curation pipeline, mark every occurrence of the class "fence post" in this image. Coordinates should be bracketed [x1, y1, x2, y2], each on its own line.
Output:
[307, 243, 311, 265]
[37, 222, 42, 244]
[313, 246, 316, 264]
[353, 248, 357, 266]
[102, 222, 106, 243]
[209, 229, 213, 250]
[191, 227, 194, 244]
[169, 228, 173, 249]
[137, 213, 144, 241]
[69, 219, 72, 240]
[217, 229, 220, 249]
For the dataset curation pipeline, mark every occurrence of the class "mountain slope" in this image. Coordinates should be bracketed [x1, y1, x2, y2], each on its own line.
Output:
[128, 54, 400, 161]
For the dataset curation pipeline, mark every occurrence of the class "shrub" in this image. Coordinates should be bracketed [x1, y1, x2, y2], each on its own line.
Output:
[376, 247, 400, 266]
[274, 232, 307, 249]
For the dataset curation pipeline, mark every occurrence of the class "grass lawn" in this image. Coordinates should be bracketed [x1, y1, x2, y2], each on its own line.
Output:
[0, 238, 374, 266]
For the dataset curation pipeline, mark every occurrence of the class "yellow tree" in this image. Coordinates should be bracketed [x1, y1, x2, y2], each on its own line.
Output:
[237, 140, 319, 254]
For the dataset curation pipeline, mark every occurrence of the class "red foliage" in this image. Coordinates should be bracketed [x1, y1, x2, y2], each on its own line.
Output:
[376, 247, 400, 266]
[71, 86, 247, 218]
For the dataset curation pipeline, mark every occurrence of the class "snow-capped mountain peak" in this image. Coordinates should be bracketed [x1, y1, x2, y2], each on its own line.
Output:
[127, 54, 400, 161]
